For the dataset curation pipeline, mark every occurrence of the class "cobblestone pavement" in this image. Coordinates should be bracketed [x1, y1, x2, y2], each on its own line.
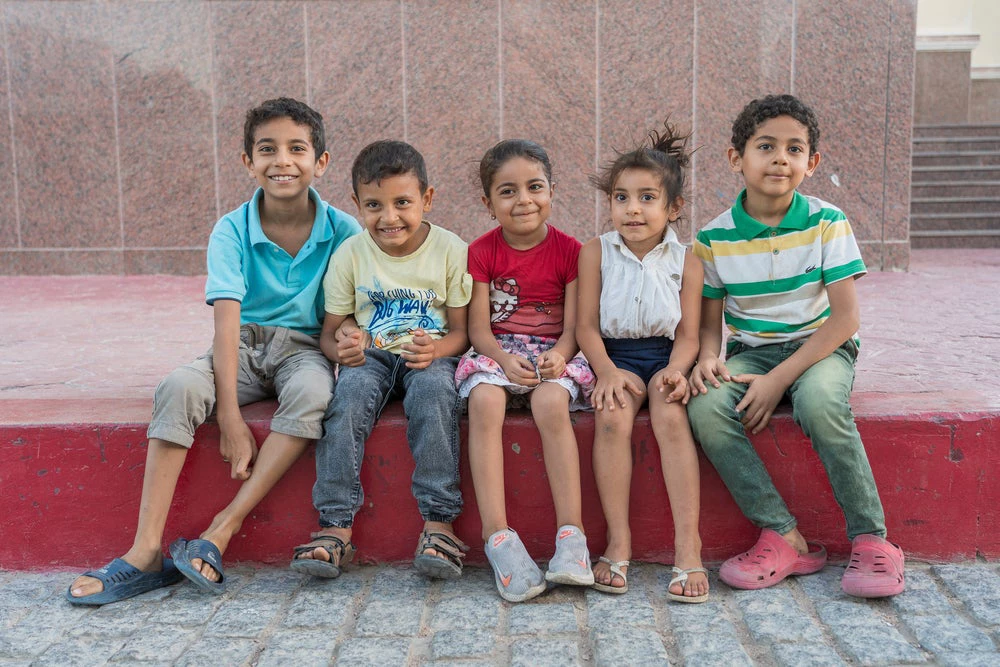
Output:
[2, 561, 999, 666]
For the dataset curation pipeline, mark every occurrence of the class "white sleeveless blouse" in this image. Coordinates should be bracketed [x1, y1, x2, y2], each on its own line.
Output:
[598, 228, 686, 339]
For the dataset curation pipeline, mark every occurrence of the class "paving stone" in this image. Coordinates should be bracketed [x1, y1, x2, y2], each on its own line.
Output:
[509, 638, 582, 667]
[932, 564, 1000, 624]
[237, 567, 305, 596]
[0, 622, 64, 658]
[144, 593, 224, 626]
[935, 651, 1000, 667]
[283, 587, 358, 629]
[440, 566, 495, 596]
[584, 589, 657, 628]
[108, 626, 198, 663]
[796, 566, 849, 600]
[202, 595, 283, 638]
[674, 627, 748, 662]
[665, 600, 731, 634]
[742, 608, 825, 644]
[367, 567, 432, 602]
[901, 568, 938, 591]
[336, 638, 411, 663]
[682, 650, 752, 667]
[771, 642, 847, 667]
[31, 636, 126, 667]
[355, 599, 423, 637]
[891, 587, 955, 615]
[903, 613, 996, 654]
[430, 594, 500, 630]
[256, 629, 337, 667]
[430, 629, 494, 660]
[591, 625, 670, 666]
[297, 570, 366, 596]
[508, 602, 577, 634]
[822, 620, 928, 666]
[174, 637, 258, 667]
[68, 602, 154, 637]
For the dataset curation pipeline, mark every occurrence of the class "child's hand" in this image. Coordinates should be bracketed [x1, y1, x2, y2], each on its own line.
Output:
[218, 418, 259, 481]
[592, 369, 643, 411]
[534, 350, 565, 380]
[732, 372, 787, 434]
[499, 353, 541, 387]
[336, 325, 369, 367]
[654, 369, 690, 405]
[400, 329, 436, 369]
[689, 357, 732, 396]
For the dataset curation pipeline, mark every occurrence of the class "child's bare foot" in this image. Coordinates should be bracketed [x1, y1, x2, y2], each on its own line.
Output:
[188, 520, 239, 583]
[68, 547, 163, 598]
[780, 528, 810, 555]
[669, 546, 709, 599]
[414, 521, 468, 579]
[593, 540, 630, 592]
[290, 527, 355, 578]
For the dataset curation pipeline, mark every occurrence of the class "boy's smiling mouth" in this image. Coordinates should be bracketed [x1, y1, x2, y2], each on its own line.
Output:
[269, 174, 297, 182]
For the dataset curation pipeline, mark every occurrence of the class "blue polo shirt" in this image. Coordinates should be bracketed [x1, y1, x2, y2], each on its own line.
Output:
[205, 187, 361, 335]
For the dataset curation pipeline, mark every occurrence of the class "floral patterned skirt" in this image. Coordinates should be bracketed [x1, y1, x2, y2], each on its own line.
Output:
[455, 333, 595, 412]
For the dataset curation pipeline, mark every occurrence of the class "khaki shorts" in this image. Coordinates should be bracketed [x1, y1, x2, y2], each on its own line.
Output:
[147, 324, 334, 448]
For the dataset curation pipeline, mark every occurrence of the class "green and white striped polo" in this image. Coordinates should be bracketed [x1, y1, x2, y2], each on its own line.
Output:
[694, 190, 866, 348]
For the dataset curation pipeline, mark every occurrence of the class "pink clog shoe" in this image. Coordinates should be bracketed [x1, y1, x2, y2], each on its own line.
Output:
[841, 534, 905, 598]
[720, 529, 827, 590]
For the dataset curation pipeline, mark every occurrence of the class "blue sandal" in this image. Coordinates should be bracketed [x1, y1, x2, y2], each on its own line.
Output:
[65, 557, 182, 606]
[169, 538, 226, 595]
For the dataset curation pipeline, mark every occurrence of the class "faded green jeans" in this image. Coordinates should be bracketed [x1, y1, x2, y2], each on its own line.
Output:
[687, 340, 886, 540]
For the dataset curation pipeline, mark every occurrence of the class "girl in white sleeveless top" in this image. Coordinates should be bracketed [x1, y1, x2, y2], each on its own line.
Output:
[576, 120, 709, 602]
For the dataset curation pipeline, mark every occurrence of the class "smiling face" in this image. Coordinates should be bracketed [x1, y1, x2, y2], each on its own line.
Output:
[729, 114, 820, 211]
[609, 167, 682, 256]
[483, 156, 553, 249]
[352, 171, 434, 257]
[242, 116, 328, 202]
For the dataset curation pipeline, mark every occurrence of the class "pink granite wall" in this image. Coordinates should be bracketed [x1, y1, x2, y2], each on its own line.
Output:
[0, 0, 916, 274]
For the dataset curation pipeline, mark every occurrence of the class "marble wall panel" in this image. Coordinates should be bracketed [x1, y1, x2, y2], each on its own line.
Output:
[0, 18, 16, 249]
[501, 0, 597, 242]
[0, 250, 123, 275]
[970, 80, 1000, 124]
[6, 2, 120, 249]
[125, 249, 205, 275]
[693, 0, 793, 235]
[914, 52, 970, 125]
[212, 1, 308, 214]
[406, 0, 500, 241]
[599, 0, 694, 241]
[881, 0, 916, 268]
[112, 2, 216, 250]
[307, 0, 405, 215]
[794, 0, 890, 246]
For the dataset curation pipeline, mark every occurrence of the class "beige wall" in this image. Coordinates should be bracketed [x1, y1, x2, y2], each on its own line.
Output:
[917, 0, 1000, 68]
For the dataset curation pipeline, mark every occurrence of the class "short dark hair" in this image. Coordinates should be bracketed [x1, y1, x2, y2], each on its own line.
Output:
[351, 140, 429, 196]
[730, 94, 820, 156]
[478, 139, 553, 198]
[243, 97, 325, 160]
[592, 117, 692, 207]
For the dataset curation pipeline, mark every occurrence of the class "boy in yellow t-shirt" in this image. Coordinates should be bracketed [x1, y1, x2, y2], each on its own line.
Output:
[291, 140, 473, 580]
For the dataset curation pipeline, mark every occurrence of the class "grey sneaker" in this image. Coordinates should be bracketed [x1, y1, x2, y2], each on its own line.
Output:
[545, 525, 594, 586]
[484, 528, 546, 602]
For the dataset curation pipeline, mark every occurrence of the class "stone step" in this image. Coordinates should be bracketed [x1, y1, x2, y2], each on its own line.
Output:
[911, 165, 1000, 182]
[910, 196, 1000, 216]
[911, 232, 1000, 248]
[911, 181, 1000, 199]
[911, 151, 1000, 167]
[913, 123, 1000, 139]
[913, 137, 1000, 153]
[910, 212, 1000, 232]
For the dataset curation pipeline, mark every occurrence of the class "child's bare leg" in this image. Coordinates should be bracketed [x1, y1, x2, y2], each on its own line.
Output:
[779, 528, 810, 553]
[530, 382, 583, 529]
[591, 385, 644, 589]
[467, 384, 509, 541]
[192, 432, 310, 580]
[649, 396, 708, 598]
[69, 438, 188, 597]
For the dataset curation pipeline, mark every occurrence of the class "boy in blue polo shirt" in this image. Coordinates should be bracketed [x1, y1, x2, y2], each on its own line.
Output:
[688, 95, 904, 598]
[67, 97, 360, 605]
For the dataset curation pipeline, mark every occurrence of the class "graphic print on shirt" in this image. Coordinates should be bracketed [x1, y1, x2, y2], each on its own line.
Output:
[489, 276, 562, 331]
[360, 279, 444, 349]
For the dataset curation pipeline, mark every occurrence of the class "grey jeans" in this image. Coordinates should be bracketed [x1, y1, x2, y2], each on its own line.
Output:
[312, 347, 463, 528]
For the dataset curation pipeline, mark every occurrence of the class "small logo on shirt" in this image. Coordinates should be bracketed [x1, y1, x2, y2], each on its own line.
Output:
[805, 265, 818, 273]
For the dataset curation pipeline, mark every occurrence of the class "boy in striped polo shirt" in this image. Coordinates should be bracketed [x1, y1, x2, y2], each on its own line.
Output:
[687, 95, 904, 598]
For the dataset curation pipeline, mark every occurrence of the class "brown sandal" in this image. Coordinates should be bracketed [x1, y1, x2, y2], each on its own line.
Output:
[289, 534, 355, 579]
[413, 529, 469, 580]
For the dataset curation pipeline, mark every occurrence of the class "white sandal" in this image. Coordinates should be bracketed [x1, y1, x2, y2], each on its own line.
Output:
[592, 556, 629, 595]
[667, 566, 710, 603]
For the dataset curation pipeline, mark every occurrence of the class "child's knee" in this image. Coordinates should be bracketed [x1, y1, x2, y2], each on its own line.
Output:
[651, 399, 689, 432]
[594, 408, 633, 441]
[529, 383, 569, 417]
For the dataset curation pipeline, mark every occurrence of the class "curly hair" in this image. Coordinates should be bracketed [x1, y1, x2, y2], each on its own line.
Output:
[243, 97, 325, 160]
[730, 94, 820, 156]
